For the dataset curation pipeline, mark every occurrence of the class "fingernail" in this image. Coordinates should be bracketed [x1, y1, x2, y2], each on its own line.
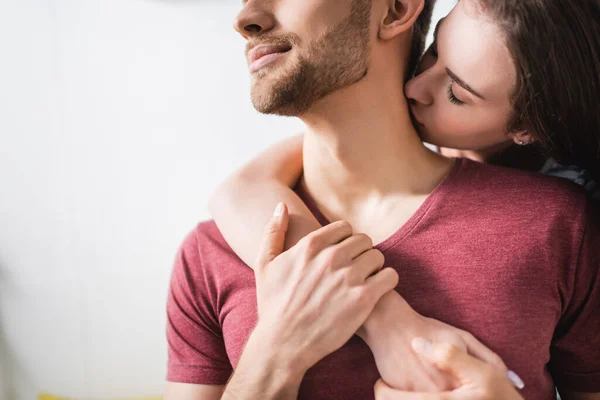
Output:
[274, 202, 284, 217]
[507, 370, 525, 390]
[411, 337, 433, 355]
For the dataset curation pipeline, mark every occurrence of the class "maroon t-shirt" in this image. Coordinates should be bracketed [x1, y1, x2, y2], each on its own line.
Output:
[167, 159, 600, 399]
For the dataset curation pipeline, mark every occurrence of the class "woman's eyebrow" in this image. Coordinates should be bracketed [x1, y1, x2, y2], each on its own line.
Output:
[446, 68, 486, 100]
[434, 16, 486, 100]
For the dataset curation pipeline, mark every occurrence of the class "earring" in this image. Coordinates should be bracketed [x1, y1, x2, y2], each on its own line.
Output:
[517, 139, 526, 146]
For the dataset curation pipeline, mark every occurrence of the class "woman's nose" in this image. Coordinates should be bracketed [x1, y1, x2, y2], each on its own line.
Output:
[405, 69, 435, 106]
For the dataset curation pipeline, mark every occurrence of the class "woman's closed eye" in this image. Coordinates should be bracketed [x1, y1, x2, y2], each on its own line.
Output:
[447, 82, 465, 106]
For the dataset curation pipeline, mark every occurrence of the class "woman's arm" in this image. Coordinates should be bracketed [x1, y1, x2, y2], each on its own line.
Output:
[208, 133, 321, 268]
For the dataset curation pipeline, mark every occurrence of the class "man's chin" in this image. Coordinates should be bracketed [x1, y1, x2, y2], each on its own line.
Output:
[250, 89, 292, 115]
[250, 78, 310, 116]
[251, 98, 306, 117]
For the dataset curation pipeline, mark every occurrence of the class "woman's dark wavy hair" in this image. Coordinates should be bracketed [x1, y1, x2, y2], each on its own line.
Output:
[477, 0, 600, 180]
[408, 0, 437, 79]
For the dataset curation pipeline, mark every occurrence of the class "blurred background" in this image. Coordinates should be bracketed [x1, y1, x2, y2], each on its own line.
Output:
[0, 0, 456, 398]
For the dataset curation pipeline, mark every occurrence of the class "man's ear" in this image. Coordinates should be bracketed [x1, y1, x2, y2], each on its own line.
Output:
[379, 0, 424, 40]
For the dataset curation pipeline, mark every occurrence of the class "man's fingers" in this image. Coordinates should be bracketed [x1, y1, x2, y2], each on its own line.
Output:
[255, 202, 289, 270]
[300, 220, 353, 254]
[352, 248, 385, 280]
[334, 233, 374, 261]
[364, 267, 399, 300]
[459, 331, 508, 374]
[412, 339, 489, 385]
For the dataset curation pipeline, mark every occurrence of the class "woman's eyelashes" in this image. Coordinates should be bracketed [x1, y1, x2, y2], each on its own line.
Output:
[447, 83, 465, 106]
[424, 41, 465, 106]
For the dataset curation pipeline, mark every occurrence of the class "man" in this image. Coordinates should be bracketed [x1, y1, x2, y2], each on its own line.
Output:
[164, 0, 600, 399]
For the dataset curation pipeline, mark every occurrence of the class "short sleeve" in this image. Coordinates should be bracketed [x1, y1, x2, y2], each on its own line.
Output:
[549, 202, 600, 393]
[166, 229, 233, 384]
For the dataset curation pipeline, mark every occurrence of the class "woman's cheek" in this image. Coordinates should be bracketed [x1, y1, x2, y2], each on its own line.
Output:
[437, 107, 461, 133]
[437, 108, 473, 147]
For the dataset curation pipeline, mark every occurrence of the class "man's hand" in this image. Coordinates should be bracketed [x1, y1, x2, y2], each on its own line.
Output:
[250, 202, 399, 381]
[359, 292, 507, 392]
[373, 339, 524, 400]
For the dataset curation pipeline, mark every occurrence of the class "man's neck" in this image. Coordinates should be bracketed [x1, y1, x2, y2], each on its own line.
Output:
[299, 70, 452, 224]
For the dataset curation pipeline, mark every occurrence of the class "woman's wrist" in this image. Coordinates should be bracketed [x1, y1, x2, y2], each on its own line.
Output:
[358, 291, 419, 346]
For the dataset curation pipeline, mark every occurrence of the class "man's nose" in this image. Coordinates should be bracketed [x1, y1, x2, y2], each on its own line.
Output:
[234, 1, 275, 39]
[405, 69, 435, 106]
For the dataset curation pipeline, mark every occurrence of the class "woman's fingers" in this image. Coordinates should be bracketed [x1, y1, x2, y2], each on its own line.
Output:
[458, 330, 508, 374]
[457, 331, 524, 389]
[409, 339, 525, 399]
[411, 338, 490, 385]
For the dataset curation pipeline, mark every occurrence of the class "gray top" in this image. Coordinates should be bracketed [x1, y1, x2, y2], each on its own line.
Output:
[540, 159, 599, 201]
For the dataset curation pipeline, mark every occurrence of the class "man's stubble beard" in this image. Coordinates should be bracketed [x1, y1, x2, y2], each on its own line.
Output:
[250, 0, 372, 117]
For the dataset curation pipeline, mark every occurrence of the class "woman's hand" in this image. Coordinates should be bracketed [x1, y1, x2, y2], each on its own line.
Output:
[358, 292, 508, 392]
[373, 338, 525, 400]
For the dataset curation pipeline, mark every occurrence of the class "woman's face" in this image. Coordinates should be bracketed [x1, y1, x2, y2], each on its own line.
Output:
[406, 0, 519, 152]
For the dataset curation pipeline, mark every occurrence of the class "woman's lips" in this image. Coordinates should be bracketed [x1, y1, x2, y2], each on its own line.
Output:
[409, 106, 425, 128]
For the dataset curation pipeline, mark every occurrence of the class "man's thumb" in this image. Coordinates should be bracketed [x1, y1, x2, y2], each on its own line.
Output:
[256, 202, 289, 270]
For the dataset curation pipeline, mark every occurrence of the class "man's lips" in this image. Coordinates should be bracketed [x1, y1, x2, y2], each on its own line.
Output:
[247, 44, 292, 73]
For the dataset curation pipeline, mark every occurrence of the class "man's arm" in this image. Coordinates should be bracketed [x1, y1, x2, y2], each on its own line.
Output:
[220, 323, 306, 400]
[166, 207, 397, 399]
[218, 209, 396, 398]
[164, 311, 306, 400]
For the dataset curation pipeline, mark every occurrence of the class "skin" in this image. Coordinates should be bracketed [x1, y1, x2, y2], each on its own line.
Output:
[171, 0, 598, 398]
[227, 0, 507, 393]
[406, 0, 532, 153]
[373, 339, 525, 400]
[246, 0, 372, 116]
[373, 339, 597, 400]
[168, 0, 435, 398]
[209, 0, 539, 270]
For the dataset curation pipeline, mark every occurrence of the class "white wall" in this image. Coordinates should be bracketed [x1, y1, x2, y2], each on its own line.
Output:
[0, 1, 455, 399]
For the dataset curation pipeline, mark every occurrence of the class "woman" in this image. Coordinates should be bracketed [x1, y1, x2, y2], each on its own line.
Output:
[407, 0, 600, 199]
[209, 0, 600, 396]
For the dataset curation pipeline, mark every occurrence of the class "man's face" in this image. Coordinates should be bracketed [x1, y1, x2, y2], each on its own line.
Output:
[235, 0, 372, 116]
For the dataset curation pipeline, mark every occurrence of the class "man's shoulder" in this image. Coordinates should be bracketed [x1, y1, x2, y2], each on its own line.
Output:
[190, 219, 224, 244]
[459, 159, 590, 212]
[175, 220, 244, 277]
